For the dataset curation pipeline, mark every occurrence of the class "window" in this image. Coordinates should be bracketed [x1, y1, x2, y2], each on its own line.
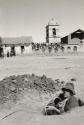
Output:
[80, 41, 83, 44]
[67, 46, 71, 50]
[73, 46, 77, 52]
[52, 28, 56, 36]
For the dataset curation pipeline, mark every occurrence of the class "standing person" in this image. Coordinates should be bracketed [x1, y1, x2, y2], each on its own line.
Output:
[0, 46, 4, 58]
[43, 82, 84, 115]
[7, 51, 10, 57]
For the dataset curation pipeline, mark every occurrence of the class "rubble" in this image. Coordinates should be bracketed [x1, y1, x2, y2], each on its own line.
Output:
[0, 74, 65, 106]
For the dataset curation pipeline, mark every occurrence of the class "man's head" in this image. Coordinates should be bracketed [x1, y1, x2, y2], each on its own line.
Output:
[62, 82, 75, 98]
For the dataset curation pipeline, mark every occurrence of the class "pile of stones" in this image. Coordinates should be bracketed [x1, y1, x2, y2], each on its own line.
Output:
[0, 74, 65, 105]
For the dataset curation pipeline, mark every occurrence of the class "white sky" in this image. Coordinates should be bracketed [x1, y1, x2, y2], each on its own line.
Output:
[0, 0, 84, 42]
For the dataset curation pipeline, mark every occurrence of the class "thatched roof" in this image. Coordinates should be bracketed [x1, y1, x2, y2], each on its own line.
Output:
[2, 36, 33, 46]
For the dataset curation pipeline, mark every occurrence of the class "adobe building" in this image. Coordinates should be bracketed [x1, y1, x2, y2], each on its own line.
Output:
[2, 36, 33, 56]
[61, 29, 84, 52]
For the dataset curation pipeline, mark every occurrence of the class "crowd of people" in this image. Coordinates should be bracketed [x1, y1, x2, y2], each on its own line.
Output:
[31, 42, 65, 53]
[31, 42, 77, 54]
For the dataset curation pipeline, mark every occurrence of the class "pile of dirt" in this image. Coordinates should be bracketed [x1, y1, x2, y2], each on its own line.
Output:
[0, 74, 65, 106]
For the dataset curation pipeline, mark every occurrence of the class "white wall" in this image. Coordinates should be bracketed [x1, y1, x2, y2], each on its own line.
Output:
[49, 37, 60, 43]
[3, 45, 32, 56]
[23, 45, 32, 54]
[15, 46, 21, 55]
[62, 44, 84, 52]
[3, 46, 11, 55]
[15, 45, 32, 55]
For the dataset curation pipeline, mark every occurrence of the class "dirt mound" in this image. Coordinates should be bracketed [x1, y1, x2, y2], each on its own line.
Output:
[0, 74, 65, 107]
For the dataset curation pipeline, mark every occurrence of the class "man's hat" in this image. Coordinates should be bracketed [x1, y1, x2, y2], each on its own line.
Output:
[62, 82, 75, 95]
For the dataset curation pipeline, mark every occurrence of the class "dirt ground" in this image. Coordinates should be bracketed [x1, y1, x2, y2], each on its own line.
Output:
[0, 54, 84, 125]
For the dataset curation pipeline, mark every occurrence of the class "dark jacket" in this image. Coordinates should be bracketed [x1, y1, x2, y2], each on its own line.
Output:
[64, 96, 84, 112]
[47, 93, 84, 114]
